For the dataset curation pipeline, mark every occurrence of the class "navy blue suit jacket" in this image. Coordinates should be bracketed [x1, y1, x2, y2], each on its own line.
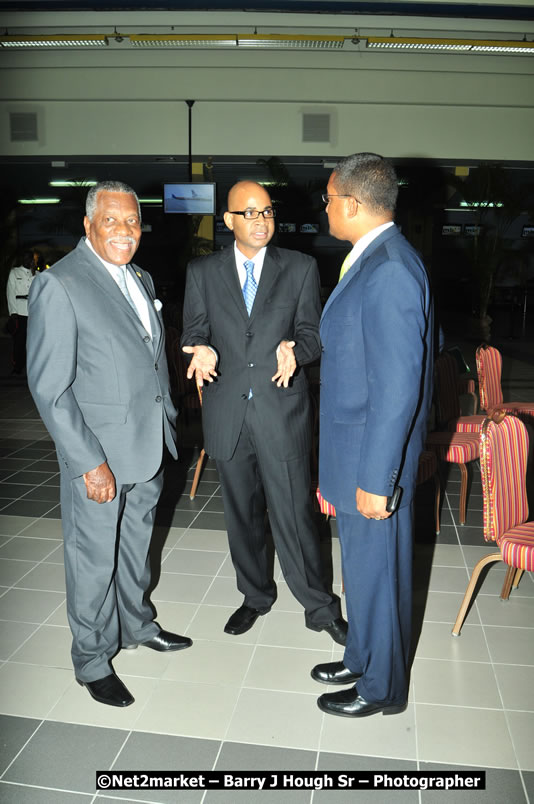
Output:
[319, 225, 434, 515]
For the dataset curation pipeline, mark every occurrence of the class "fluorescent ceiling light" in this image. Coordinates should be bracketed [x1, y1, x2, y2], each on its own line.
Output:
[18, 198, 61, 204]
[460, 201, 504, 207]
[49, 180, 98, 187]
[366, 37, 534, 55]
[130, 34, 236, 48]
[138, 198, 162, 204]
[237, 34, 344, 49]
[1, 34, 108, 48]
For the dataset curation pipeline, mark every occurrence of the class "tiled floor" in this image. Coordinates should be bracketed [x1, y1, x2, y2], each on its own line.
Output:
[0, 335, 533, 803]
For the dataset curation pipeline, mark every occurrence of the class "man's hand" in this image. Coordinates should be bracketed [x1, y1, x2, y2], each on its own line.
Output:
[83, 461, 116, 504]
[356, 487, 391, 521]
[182, 345, 217, 386]
[272, 340, 297, 388]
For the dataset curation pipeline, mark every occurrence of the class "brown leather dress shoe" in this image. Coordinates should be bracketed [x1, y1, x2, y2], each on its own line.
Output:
[77, 673, 134, 707]
[317, 686, 407, 718]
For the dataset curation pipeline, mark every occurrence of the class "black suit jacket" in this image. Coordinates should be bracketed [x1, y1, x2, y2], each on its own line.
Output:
[181, 244, 321, 461]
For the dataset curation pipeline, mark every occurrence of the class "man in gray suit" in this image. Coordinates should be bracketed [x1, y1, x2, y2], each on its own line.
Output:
[27, 181, 192, 708]
[181, 181, 346, 643]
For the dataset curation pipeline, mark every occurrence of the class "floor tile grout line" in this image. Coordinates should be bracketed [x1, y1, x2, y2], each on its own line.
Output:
[0, 717, 46, 781]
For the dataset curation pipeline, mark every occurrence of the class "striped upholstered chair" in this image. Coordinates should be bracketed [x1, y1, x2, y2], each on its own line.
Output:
[426, 351, 485, 526]
[452, 410, 534, 636]
[476, 343, 534, 417]
[434, 351, 485, 433]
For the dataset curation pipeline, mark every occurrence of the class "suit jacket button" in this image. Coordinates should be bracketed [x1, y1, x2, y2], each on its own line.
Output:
[248, 362, 254, 368]
[143, 335, 150, 343]
[155, 362, 159, 371]
[155, 395, 162, 403]
[241, 394, 248, 400]
[245, 331, 253, 337]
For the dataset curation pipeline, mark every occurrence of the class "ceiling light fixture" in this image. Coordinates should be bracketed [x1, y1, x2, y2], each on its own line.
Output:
[18, 198, 61, 204]
[49, 180, 98, 187]
[130, 34, 236, 48]
[0, 34, 108, 48]
[366, 36, 534, 54]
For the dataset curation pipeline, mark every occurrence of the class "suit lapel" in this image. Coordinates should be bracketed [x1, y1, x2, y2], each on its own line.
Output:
[127, 265, 163, 352]
[248, 247, 280, 322]
[79, 239, 157, 348]
[321, 225, 400, 322]
[218, 247, 249, 322]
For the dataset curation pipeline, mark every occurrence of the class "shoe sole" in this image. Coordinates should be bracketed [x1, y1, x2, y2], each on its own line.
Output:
[310, 671, 361, 686]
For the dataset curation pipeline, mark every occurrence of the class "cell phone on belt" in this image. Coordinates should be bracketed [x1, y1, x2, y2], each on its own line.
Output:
[386, 486, 403, 513]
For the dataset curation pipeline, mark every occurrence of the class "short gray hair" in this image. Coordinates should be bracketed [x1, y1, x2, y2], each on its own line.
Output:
[333, 153, 398, 215]
[85, 181, 141, 222]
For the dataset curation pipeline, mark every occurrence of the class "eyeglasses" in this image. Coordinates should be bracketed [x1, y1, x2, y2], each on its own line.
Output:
[228, 208, 276, 220]
[321, 194, 360, 205]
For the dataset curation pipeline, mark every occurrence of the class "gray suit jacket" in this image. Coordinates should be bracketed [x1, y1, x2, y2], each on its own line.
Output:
[181, 244, 321, 462]
[27, 238, 177, 483]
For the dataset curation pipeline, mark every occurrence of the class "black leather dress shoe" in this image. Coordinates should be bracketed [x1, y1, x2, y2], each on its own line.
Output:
[140, 629, 193, 652]
[308, 617, 348, 646]
[224, 604, 269, 635]
[317, 686, 407, 718]
[77, 674, 134, 707]
[311, 660, 362, 685]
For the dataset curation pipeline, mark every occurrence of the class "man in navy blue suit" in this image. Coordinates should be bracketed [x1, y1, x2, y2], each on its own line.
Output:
[312, 154, 434, 717]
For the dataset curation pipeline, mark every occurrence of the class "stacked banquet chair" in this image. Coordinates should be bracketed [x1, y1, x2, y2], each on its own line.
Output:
[452, 409, 534, 635]
[476, 343, 534, 417]
[426, 351, 485, 526]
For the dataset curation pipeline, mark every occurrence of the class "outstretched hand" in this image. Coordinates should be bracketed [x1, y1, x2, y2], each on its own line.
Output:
[272, 340, 296, 388]
[182, 345, 217, 386]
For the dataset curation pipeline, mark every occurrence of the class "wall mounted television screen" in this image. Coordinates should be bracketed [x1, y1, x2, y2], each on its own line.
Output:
[163, 183, 216, 214]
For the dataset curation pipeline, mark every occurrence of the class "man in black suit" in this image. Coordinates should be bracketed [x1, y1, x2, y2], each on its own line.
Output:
[181, 181, 346, 643]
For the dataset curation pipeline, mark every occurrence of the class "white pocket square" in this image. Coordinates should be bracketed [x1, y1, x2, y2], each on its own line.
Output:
[154, 299, 163, 312]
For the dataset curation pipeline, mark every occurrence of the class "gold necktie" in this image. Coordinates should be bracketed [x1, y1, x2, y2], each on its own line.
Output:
[339, 253, 352, 282]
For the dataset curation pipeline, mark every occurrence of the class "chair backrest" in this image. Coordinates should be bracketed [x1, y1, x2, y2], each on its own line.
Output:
[476, 343, 504, 412]
[480, 411, 529, 543]
[435, 352, 461, 424]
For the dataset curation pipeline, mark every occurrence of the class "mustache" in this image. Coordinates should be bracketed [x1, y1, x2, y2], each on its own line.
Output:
[105, 236, 137, 245]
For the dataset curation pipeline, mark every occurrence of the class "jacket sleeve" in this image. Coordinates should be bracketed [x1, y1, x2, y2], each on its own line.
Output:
[27, 270, 106, 479]
[358, 258, 430, 497]
[180, 262, 212, 349]
[291, 256, 322, 367]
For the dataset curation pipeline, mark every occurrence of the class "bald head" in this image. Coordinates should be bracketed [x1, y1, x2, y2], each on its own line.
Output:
[227, 181, 271, 211]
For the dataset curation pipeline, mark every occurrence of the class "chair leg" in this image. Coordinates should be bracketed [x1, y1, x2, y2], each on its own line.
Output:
[433, 472, 441, 534]
[189, 448, 206, 500]
[458, 462, 469, 525]
[512, 568, 524, 589]
[451, 552, 501, 636]
[500, 565, 516, 601]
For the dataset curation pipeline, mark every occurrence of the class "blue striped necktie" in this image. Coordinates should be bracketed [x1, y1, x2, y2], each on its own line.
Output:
[243, 260, 257, 315]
